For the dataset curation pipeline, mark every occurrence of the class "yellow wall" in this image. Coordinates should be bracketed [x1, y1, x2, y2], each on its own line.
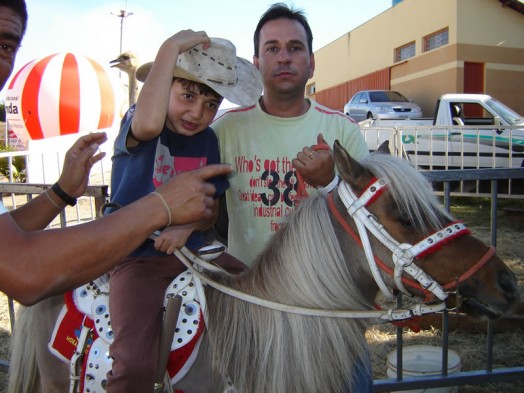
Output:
[457, 0, 524, 47]
[313, 0, 459, 90]
[310, 0, 524, 114]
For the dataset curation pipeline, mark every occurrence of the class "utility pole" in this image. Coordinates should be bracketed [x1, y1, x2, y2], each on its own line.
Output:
[111, 7, 133, 54]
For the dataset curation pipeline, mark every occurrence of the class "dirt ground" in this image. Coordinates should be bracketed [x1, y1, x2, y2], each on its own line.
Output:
[0, 189, 523, 391]
[367, 197, 524, 392]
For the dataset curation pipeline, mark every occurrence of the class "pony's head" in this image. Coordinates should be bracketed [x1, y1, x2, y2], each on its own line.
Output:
[332, 140, 520, 319]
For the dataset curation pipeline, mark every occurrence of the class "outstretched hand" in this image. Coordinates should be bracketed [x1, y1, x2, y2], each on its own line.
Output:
[155, 164, 233, 225]
[57, 132, 108, 198]
[292, 133, 335, 188]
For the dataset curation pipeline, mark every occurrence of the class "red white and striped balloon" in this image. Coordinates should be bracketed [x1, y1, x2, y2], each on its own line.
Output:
[5, 52, 118, 144]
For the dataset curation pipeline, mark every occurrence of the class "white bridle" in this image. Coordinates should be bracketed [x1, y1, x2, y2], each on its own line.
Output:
[168, 174, 477, 321]
[337, 179, 468, 302]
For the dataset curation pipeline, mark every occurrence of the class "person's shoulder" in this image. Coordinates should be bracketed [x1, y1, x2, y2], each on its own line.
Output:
[215, 105, 257, 121]
[121, 104, 136, 124]
[212, 104, 258, 133]
[310, 100, 350, 118]
[309, 100, 358, 125]
[199, 126, 218, 142]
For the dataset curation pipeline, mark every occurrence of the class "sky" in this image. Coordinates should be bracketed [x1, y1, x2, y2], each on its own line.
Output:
[2, 0, 392, 102]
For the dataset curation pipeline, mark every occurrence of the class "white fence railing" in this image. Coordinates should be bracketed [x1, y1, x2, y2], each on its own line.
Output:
[361, 125, 524, 169]
[360, 125, 524, 198]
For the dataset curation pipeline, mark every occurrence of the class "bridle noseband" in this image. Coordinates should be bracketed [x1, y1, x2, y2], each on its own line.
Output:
[330, 177, 494, 306]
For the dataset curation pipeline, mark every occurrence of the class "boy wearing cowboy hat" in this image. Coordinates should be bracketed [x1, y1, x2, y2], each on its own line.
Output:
[106, 29, 261, 391]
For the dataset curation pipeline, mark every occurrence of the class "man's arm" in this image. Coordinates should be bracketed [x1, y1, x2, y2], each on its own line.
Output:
[0, 164, 232, 305]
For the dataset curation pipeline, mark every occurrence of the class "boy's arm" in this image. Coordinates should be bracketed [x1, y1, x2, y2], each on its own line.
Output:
[131, 30, 211, 141]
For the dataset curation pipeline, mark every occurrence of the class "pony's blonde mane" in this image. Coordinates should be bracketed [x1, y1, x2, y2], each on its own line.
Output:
[359, 152, 452, 233]
[206, 153, 450, 392]
[207, 195, 371, 393]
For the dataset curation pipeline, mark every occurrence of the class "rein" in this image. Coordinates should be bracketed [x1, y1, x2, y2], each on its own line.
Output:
[295, 142, 331, 200]
[172, 247, 446, 321]
[163, 173, 494, 321]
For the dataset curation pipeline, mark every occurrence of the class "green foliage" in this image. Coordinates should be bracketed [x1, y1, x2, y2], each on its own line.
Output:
[0, 140, 26, 182]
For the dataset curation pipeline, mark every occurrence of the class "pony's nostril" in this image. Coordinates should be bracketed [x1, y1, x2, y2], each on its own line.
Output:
[499, 270, 519, 300]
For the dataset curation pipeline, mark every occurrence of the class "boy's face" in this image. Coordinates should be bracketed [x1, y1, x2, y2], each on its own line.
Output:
[165, 79, 223, 136]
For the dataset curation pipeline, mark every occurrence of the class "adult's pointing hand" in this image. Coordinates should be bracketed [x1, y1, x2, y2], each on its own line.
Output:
[154, 164, 233, 226]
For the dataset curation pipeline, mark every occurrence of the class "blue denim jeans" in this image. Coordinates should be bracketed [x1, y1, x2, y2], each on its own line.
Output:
[347, 350, 373, 392]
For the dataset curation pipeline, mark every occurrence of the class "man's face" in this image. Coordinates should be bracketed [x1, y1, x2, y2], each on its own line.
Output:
[253, 18, 314, 96]
[0, 6, 24, 91]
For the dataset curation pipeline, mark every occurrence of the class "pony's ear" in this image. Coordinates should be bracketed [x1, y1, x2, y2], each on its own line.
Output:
[376, 141, 391, 155]
[333, 140, 371, 191]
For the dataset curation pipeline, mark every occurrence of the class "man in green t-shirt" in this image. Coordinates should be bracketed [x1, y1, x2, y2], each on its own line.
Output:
[213, 3, 369, 266]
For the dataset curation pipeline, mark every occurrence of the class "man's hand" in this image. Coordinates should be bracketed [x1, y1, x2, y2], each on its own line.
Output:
[57, 132, 108, 198]
[292, 133, 335, 188]
[155, 164, 232, 225]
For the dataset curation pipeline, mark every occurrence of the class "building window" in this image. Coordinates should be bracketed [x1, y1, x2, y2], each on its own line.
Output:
[424, 28, 449, 52]
[394, 41, 415, 62]
[306, 82, 316, 96]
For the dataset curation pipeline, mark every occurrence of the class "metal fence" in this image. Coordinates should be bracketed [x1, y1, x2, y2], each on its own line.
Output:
[0, 183, 109, 374]
[1, 148, 523, 391]
[372, 167, 524, 392]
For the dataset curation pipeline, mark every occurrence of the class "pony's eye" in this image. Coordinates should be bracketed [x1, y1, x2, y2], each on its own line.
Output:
[400, 217, 413, 227]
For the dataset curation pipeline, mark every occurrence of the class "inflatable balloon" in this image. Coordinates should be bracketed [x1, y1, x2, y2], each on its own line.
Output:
[5, 53, 119, 146]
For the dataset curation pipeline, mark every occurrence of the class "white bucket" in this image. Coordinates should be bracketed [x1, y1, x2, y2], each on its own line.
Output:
[387, 345, 461, 393]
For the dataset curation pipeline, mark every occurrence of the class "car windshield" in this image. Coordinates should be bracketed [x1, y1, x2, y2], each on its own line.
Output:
[485, 98, 523, 125]
[369, 91, 408, 103]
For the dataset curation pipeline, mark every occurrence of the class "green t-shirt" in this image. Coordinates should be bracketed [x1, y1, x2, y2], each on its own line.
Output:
[213, 99, 368, 265]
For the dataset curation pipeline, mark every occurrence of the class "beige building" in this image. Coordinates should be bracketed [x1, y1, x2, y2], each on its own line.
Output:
[308, 0, 524, 116]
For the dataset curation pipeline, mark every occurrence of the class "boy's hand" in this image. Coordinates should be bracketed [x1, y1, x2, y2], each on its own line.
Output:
[163, 29, 211, 55]
[154, 225, 194, 255]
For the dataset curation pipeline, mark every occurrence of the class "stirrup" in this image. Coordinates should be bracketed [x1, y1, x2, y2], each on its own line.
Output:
[154, 294, 183, 392]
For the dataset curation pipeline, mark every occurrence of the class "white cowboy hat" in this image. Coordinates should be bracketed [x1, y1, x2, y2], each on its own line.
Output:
[136, 37, 263, 107]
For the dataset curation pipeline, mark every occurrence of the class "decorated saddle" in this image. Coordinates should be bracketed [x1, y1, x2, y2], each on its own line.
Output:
[49, 270, 205, 393]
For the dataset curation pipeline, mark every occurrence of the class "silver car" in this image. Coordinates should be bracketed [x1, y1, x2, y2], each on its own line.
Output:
[344, 90, 423, 122]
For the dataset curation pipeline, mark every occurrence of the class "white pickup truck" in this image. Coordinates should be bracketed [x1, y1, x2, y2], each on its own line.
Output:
[359, 94, 524, 169]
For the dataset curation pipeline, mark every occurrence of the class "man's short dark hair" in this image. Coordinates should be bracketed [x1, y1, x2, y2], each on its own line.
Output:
[253, 2, 313, 57]
[0, 0, 28, 41]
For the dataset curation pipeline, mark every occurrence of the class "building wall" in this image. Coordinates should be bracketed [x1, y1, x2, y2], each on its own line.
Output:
[457, 0, 524, 48]
[310, 0, 524, 115]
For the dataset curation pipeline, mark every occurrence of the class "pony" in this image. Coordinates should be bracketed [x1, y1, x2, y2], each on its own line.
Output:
[8, 141, 520, 393]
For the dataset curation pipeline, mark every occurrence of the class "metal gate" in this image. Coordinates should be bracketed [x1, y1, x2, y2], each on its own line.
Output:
[373, 167, 524, 392]
[1, 165, 523, 391]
